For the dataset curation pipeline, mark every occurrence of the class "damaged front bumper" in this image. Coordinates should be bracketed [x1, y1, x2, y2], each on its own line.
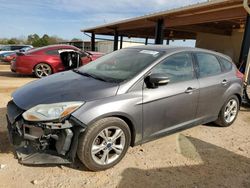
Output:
[6, 100, 85, 165]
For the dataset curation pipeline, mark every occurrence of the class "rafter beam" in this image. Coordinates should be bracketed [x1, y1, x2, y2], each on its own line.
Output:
[117, 20, 155, 31]
[170, 25, 232, 36]
[165, 7, 246, 27]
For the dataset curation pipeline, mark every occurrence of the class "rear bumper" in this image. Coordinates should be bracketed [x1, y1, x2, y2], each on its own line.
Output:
[10, 61, 16, 71]
[10, 61, 33, 75]
[6, 101, 85, 165]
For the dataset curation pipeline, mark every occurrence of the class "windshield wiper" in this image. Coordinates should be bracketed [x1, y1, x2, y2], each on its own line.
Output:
[73, 69, 107, 82]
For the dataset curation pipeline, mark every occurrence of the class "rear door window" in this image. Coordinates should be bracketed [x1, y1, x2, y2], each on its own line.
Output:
[195, 53, 222, 78]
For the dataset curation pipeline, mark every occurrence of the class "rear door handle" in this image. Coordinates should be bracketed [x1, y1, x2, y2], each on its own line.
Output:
[221, 79, 228, 86]
[185, 87, 195, 94]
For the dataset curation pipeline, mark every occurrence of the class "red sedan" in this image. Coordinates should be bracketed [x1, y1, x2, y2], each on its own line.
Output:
[11, 45, 103, 78]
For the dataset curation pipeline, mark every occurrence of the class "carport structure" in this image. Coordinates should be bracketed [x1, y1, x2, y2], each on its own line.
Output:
[82, 0, 250, 80]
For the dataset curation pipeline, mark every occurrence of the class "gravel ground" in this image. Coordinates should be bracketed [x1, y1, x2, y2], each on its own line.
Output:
[0, 62, 250, 188]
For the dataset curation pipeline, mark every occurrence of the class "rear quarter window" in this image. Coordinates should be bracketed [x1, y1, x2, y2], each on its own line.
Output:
[219, 57, 233, 72]
[46, 49, 59, 55]
[195, 53, 222, 78]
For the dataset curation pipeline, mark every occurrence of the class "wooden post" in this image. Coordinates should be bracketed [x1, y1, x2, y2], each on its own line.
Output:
[114, 30, 119, 51]
[120, 36, 123, 49]
[91, 33, 95, 51]
[155, 19, 164, 44]
[240, 15, 250, 63]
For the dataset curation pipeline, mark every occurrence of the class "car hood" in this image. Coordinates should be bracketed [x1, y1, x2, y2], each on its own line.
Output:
[12, 71, 119, 110]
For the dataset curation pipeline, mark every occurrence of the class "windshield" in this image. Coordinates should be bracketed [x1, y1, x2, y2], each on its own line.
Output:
[78, 48, 165, 83]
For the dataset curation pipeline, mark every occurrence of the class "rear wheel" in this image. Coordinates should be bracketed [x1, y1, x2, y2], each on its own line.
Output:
[77, 117, 131, 171]
[215, 95, 239, 127]
[34, 63, 52, 78]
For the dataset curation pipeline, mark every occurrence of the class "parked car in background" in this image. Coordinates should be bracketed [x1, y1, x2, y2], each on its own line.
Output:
[0, 50, 13, 56]
[0, 51, 16, 62]
[0, 45, 33, 54]
[7, 46, 243, 171]
[19, 46, 33, 52]
[11, 44, 103, 78]
[0, 46, 33, 63]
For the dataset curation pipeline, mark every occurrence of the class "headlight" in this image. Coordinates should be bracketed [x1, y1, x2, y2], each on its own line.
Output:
[22, 102, 84, 122]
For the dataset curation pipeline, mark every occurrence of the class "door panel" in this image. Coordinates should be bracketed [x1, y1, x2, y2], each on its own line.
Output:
[142, 52, 199, 139]
[197, 73, 231, 119]
[143, 80, 199, 138]
[194, 52, 229, 119]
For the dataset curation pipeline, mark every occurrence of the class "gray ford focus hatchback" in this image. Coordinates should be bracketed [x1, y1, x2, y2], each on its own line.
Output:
[6, 46, 243, 171]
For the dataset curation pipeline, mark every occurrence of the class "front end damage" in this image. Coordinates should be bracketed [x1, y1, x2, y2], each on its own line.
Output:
[6, 100, 85, 165]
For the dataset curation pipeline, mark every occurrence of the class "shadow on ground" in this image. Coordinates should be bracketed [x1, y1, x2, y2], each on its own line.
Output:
[241, 103, 250, 111]
[0, 108, 13, 153]
[118, 136, 250, 188]
[0, 71, 32, 78]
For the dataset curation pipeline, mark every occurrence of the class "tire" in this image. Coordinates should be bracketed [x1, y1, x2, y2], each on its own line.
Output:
[34, 63, 52, 78]
[77, 117, 131, 171]
[215, 95, 239, 127]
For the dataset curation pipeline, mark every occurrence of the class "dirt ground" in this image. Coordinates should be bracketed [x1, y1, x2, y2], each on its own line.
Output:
[0, 62, 250, 188]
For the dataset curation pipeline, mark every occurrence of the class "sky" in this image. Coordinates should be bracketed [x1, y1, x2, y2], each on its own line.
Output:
[0, 0, 206, 41]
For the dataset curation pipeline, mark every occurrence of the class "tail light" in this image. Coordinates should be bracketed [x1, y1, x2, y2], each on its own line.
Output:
[236, 69, 244, 81]
[11, 57, 16, 64]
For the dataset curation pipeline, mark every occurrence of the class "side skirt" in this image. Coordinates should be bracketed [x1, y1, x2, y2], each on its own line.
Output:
[134, 116, 217, 146]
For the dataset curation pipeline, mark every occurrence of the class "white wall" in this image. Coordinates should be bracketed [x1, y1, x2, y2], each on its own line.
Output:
[196, 31, 244, 63]
[120, 41, 144, 49]
[96, 41, 144, 53]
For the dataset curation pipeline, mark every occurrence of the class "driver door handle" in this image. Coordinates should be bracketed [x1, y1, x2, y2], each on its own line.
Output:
[185, 87, 195, 94]
[221, 79, 228, 86]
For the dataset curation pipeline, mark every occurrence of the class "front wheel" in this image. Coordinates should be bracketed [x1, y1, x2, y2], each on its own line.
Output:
[34, 63, 52, 78]
[77, 117, 131, 171]
[215, 95, 239, 127]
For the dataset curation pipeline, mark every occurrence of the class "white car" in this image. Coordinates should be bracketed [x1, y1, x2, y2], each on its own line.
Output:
[0, 45, 33, 54]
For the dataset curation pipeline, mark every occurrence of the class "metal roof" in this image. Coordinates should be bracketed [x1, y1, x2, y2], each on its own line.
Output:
[82, 0, 246, 34]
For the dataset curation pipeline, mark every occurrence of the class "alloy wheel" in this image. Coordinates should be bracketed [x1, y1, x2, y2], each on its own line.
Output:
[35, 63, 52, 78]
[91, 126, 126, 165]
[224, 99, 238, 123]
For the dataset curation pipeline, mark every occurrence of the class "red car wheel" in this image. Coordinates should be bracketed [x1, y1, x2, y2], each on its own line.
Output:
[34, 63, 52, 78]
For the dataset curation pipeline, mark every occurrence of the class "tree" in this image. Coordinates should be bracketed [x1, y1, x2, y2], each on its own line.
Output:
[7, 39, 16, 44]
[0, 34, 66, 47]
[27, 34, 40, 45]
[71, 38, 81, 42]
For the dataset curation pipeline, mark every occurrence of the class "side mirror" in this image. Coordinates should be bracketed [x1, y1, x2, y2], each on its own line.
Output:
[145, 73, 170, 88]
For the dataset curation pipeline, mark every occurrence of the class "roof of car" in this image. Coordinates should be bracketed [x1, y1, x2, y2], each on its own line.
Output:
[38, 44, 79, 50]
[1, 44, 32, 47]
[26, 44, 79, 54]
[127, 45, 232, 61]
